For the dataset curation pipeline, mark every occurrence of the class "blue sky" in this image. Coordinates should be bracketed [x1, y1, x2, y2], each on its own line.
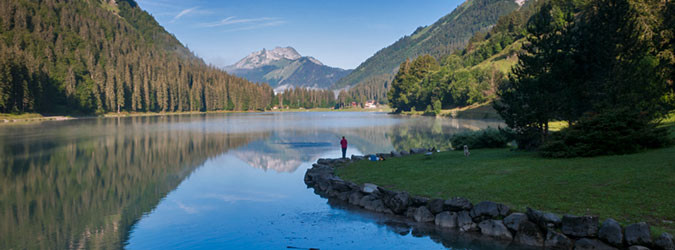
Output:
[136, 0, 464, 69]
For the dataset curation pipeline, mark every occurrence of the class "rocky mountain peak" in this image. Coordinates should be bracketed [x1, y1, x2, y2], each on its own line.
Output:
[233, 46, 302, 69]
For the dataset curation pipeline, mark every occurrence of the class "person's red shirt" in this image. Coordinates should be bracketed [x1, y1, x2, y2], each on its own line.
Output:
[340, 138, 348, 149]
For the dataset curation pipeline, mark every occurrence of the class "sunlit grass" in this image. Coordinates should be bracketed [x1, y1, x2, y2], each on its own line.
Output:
[337, 117, 675, 235]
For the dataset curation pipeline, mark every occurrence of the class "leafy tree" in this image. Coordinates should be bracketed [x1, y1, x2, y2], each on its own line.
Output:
[497, 0, 672, 153]
[494, 0, 578, 148]
[388, 55, 440, 112]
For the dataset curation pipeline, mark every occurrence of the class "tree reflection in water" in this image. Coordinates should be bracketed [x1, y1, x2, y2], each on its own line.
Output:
[0, 115, 268, 249]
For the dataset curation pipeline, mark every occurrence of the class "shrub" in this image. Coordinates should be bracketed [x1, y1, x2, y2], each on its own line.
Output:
[450, 127, 514, 150]
[539, 109, 672, 158]
[433, 100, 442, 115]
[424, 104, 435, 116]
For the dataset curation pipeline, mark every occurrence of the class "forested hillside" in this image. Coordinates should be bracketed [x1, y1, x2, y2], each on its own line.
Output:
[0, 0, 274, 115]
[333, 0, 520, 93]
[388, 0, 541, 113]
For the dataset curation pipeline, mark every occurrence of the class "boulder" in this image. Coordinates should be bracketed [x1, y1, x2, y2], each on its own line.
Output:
[317, 158, 333, 165]
[410, 148, 427, 154]
[364, 199, 385, 212]
[348, 191, 364, 205]
[526, 207, 561, 230]
[514, 221, 545, 247]
[328, 177, 352, 193]
[414, 206, 435, 223]
[390, 151, 402, 157]
[470, 201, 510, 220]
[574, 238, 618, 250]
[336, 191, 350, 201]
[628, 246, 651, 250]
[303, 164, 333, 185]
[362, 183, 379, 194]
[405, 207, 417, 218]
[625, 222, 652, 246]
[435, 211, 458, 228]
[561, 215, 599, 238]
[311, 163, 332, 171]
[317, 179, 331, 192]
[545, 230, 573, 250]
[654, 232, 674, 250]
[478, 220, 513, 241]
[400, 150, 410, 156]
[335, 158, 351, 165]
[445, 197, 473, 211]
[504, 213, 528, 232]
[598, 218, 623, 247]
[457, 211, 478, 232]
[358, 195, 377, 208]
[428, 199, 446, 214]
[382, 191, 410, 215]
[410, 196, 429, 207]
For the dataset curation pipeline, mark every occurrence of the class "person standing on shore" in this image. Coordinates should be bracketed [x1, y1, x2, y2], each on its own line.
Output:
[340, 136, 348, 159]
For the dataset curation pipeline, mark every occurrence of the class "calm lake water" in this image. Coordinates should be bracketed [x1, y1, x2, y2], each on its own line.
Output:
[1, 112, 514, 249]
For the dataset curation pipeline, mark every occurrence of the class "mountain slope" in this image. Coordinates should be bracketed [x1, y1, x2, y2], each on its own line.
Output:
[0, 0, 273, 114]
[333, 0, 520, 90]
[386, 0, 544, 112]
[225, 47, 352, 91]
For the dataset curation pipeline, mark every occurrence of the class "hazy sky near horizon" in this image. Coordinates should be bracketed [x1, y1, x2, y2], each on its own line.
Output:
[136, 0, 463, 69]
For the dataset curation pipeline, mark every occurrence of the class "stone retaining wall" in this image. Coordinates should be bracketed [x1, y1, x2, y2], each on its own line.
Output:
[304, 150, 674, 250]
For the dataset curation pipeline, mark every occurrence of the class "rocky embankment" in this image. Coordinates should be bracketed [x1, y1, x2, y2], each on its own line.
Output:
[304, 150, 675, 250]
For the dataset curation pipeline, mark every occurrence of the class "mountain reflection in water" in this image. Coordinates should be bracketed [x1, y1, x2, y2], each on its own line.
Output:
[0, 112, 504, 249]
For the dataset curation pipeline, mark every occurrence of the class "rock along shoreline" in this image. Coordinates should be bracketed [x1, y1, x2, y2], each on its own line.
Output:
[304, 149, 675, 250]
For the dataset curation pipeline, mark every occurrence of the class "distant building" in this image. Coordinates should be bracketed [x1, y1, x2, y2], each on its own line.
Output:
[364, 100, 377, 109]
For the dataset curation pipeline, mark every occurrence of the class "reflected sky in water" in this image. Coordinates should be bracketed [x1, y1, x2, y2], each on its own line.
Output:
[1, 112, 507, 249]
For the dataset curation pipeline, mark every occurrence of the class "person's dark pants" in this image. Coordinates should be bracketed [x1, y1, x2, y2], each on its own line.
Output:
[342, 148, 347, 159]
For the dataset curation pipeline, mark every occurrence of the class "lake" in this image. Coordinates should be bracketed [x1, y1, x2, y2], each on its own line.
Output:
[1, 112, 512, 249]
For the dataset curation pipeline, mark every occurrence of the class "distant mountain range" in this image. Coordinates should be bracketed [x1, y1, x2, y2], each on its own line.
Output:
[224, 47, 352, 92]
[333, 0, 522, 91]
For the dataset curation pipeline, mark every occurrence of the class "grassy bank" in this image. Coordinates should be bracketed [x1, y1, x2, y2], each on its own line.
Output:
[337, 137, 675, 235]
[398, 103, 501, 120]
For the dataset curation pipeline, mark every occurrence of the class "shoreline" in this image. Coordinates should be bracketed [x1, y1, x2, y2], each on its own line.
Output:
[0, 107, 391, 125]
[305, 151, 675, 249]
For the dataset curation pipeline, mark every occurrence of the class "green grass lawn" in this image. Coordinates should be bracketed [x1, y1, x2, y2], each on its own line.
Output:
[337, 144, 675, 235]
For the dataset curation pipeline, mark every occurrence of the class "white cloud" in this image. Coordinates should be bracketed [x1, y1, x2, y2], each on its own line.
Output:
[222, 20, 287, 32]
[170, 6, 199, 23]
[200, 16, 278, 28]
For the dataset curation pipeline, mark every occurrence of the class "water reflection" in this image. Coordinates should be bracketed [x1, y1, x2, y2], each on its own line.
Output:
[0, 112, 503, 249]
[0, 115, 269, 249]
